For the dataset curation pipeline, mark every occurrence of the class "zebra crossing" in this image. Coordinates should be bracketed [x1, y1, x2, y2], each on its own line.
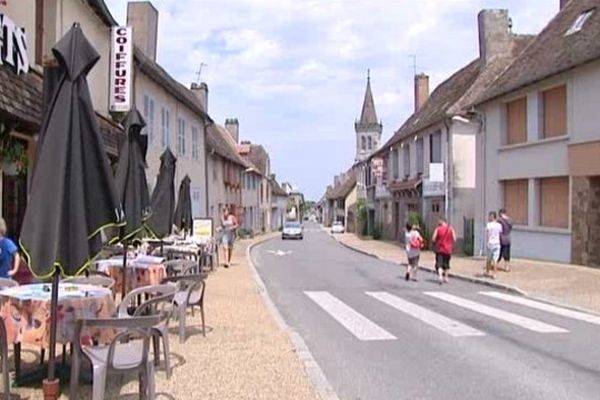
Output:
[303, 290, 600, 341]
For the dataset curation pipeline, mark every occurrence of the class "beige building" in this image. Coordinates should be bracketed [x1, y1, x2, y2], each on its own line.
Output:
[0, 0, 123, 241]
[239, 141, 272, 232]
[127, 2, 210, 218]
[473, 0, 600, 266]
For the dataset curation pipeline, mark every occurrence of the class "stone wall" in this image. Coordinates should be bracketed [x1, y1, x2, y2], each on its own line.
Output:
[571, 176, 600, 267]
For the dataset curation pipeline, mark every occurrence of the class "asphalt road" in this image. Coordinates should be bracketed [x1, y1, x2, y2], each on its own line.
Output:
[251, 222, 600, 400]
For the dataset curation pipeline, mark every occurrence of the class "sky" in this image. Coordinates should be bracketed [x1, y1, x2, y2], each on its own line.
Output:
[106, 0, 558, 201]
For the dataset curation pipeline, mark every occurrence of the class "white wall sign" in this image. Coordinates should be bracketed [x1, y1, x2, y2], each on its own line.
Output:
[192, 218, 212, 244]
[109, 26, 132, 112]
[429, 163, 444, 183]
[423, 179, 445, 197]
[0, 14, 29, 75]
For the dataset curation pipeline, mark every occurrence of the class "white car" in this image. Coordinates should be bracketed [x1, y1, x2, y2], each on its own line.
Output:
[282, 221, 303, 240]
[331, 221, 345, 234]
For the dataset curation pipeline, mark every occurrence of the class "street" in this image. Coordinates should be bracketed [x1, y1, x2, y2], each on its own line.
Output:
[252, 222, 600, 400]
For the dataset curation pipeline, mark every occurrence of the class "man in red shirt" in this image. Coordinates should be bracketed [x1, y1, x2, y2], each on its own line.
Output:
[431, 217, 456, 285]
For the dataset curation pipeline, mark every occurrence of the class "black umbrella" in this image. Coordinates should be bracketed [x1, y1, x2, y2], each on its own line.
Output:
[19, 24, 123, 391]
[146, 148, 177, 239]
[113, 107, 150, 298]
[174, 175, 193, 235]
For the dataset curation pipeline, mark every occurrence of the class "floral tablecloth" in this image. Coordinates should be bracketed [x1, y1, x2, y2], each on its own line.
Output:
[96, 258, 166, 294]
[0, 283, 115, 348]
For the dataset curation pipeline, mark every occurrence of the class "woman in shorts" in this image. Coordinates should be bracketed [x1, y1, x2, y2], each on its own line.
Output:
[404, 223, 423, 282]
[431, 217, 456, 285]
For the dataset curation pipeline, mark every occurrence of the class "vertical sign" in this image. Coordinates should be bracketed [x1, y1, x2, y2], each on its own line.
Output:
[192, 218, 213, 244]
[109, 26, 132, 112]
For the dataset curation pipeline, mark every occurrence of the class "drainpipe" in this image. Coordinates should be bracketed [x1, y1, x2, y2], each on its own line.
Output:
[204, 121, 212, 218]
[468, 107, 486, 256]
[442, 119, 452, 224]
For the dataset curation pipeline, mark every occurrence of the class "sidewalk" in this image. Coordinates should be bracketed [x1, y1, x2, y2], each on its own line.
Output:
[14, 233, 319, 400]
[332, 232, 600, 314]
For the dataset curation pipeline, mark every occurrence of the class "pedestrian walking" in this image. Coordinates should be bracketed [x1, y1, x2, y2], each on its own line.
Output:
[431, 217, 456, 285]
[485, 211, 503, 279]
[498, 208, 513, 272]
[0, 218, 20, 279]
[220, 207, 239, 268]
[404, 223, 423, 282]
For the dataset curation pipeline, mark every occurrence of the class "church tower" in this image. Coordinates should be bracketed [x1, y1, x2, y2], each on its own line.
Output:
[355, 70, 383, 162]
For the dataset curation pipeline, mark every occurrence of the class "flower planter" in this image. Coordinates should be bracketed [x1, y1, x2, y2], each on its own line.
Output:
[1, 161, 18, 176]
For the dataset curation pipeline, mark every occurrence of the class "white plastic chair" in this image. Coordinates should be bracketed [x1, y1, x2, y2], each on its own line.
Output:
[162, 274, 206, 342]
[69, 315, 160, 400]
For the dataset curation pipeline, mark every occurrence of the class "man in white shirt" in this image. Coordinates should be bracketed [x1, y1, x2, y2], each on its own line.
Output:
[485, 211, 503, 279]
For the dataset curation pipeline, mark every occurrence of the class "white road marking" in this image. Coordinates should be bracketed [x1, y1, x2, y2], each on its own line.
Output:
[366, 292, 485, 337]
[424, 292, 569, 333]
[480, 291, 600, 326]
[304, 291, 396, 341]
[266, 250, 292, 256]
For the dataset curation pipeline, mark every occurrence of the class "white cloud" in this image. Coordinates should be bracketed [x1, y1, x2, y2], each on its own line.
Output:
[105, 0, 558, 200]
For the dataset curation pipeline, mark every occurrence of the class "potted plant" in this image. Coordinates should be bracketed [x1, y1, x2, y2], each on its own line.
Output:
[0, 132, 29, 176]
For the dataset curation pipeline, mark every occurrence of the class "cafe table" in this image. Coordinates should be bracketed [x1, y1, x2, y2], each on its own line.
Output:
[0, 282, 115, 382]
[95, 255, 166, 294]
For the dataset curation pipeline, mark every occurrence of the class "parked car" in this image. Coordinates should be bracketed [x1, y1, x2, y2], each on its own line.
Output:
[331, 221, 345, 234]
[282, 221, 303, 240]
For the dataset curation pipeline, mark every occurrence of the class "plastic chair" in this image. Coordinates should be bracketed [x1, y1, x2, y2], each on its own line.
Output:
[133, 293, 176, 378]
[0, 317, 10, 399]
[161, 274, 206, 342]
[62, 275, 115, 289]
[69, 315, 160, 400]
[199, 240, 218, 272]
[163, 260, 195, 277]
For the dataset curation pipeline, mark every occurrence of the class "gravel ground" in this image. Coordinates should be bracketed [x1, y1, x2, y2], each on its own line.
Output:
[11, 235, 319, 400]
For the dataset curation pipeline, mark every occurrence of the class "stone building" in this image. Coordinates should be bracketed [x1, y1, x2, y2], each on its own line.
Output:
[472, 0, 600, 266]
[238, 141, 272, 232]
[128, 2, 210, 218]
[369, 8, 533, 248]
[270, 177, 288, 230]
[0, 0, 123, 241]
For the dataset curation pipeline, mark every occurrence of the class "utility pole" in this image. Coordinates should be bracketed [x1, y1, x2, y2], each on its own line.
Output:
[409, 55, 417, 76]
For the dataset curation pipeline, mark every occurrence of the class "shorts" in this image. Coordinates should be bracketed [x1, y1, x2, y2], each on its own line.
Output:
[499, 244, 511, 262]
[487, 245, 501, 262]
[408, 255, 420, 267]
[435, 253, 451, 271]
[221, 234, 235, 249]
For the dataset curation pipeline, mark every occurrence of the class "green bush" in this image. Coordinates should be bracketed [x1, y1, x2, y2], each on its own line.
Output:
[372, 224, 382, 240]
[238, 228, 253, 238]
[407, 212, 430, 250]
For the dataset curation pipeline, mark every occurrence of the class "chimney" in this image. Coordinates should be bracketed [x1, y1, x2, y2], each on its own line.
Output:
[334, 175, 340, 187]
[560, 0, 569, 9]
[270, 174, 276, 181]
[225, 118, 239, 143]
[190, 82, 208, 112]
[127, 2, 159, 62]
[478, 9, 511, 64]
[414, 73, 429, 112]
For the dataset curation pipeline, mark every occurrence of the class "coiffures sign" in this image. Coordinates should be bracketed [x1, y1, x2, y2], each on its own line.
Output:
[0, 14, 29, 75]
[109, 26, 132, 112]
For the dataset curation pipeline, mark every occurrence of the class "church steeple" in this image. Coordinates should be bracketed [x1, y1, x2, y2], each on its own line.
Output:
[358, 69, 379, 126]
[355, 70, 382, 162]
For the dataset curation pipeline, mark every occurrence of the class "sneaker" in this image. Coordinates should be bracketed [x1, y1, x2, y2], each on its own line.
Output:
[405, 272, 410, 281]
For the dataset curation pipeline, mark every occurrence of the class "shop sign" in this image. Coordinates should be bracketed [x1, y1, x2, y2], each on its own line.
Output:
[109, 26, 132, 112]
[423, 179, 445, 197]
[192, 218, 212, 244]
[0, 14, 29, 75]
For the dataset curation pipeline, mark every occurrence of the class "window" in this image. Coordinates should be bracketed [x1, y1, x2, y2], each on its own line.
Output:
[540, 177, 569, 228]
[392, 148, 399, 179]
[192, 125, 199, 160]
[403, 144, 410, 178]
[192, 189, 201, 217]
[143, 95, 155, 144]
[368, 137, 372, 150]
[565, 8, 594, 35]
[503, 179, 528, 225]
[177, 118, 186, 156]
[542, 86, 567, 139]
[361, 136, 366, 151]
[161, 107, 170, 148]
[506, 97, 527, 145]
[416, 138, 424, 174]
[430, 131, 442, 163]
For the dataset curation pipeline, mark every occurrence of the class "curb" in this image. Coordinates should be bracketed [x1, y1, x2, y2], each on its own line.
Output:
[246, 236, 340, 400]
[334, 237, 527, 296]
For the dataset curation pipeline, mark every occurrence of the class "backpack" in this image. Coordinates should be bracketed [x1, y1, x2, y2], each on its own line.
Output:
[409, 233, 423, 250]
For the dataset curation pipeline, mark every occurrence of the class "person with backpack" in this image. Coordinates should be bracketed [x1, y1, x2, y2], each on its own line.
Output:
[498, 208, 513, 272]
[431, 217, 456, 285]
[404, 223, 423, 281]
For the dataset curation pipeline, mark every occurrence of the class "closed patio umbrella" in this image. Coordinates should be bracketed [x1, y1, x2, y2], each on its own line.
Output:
[146, 148, 177, 239]
[113, 107, 150, 298]
[19, 24, 123, 396]
[174, 175, 193, 235]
